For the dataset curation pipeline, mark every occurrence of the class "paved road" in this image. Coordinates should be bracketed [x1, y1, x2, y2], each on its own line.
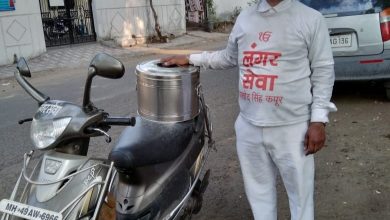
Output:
[1, 39, 390, 220]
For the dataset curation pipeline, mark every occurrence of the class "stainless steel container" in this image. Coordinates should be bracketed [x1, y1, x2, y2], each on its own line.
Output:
[135, 60, 200, 122]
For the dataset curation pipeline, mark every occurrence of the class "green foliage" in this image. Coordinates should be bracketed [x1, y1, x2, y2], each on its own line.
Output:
[207, 0, 217, 20]
[230, 6, 242, 22]
[247, 0, 260, 6]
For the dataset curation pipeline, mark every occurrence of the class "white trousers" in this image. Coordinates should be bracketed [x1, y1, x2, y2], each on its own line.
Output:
[235, 115, 314, 220]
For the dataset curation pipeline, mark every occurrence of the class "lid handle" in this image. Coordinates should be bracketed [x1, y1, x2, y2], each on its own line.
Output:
[157, 62, 179, 68]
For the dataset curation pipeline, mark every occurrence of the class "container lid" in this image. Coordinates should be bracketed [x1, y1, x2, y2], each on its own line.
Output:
[135, 60, 199, 79]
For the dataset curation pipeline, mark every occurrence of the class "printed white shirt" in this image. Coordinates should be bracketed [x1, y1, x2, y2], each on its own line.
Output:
[190, 0, 337, 126]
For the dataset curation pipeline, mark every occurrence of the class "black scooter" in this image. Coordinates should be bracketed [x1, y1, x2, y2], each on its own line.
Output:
[0, 54, 214, 220]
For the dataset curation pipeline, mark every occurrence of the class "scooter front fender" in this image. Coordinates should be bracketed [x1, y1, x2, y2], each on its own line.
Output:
[3, 151, 112, 220]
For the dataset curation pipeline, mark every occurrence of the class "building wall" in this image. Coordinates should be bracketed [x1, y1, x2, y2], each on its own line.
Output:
[0, 0, 46, 65]
[214, 0, 251, 20]
[92, 0, 186, 42]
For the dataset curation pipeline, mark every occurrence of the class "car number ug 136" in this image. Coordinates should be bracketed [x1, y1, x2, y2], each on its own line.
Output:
[0, 199, 62, 220]
[330, 34, 352, 48]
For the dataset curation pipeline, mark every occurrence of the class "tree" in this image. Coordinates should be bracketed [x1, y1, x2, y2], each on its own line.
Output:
[149, 0, 167, 42]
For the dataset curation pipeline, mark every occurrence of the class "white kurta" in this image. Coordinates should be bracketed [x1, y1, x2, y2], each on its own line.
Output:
[190, 0, 337, 126]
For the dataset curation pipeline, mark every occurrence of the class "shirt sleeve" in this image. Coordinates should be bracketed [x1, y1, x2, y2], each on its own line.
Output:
[308, 15, 337, 123]
[189, 24, 239, 69]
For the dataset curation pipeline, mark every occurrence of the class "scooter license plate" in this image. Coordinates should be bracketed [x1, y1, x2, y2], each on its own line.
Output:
[0, 199, 63, 220]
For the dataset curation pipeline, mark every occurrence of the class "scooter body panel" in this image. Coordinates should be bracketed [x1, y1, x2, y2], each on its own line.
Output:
[111, 114, 206, 220]
[26, 151, 110, 219]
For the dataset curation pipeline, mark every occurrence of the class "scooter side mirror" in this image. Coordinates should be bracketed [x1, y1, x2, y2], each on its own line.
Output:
[89, 53, 125, 79]
[83, 53, 125, 112]
[17, 57, 31, 78]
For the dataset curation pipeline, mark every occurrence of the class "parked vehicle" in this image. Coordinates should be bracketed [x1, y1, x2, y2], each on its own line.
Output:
[0, 54, 214, 220]
[301, 0, 390, 98]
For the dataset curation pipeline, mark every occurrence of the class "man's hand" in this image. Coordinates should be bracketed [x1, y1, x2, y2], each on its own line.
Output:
[160, 55, 190, 66]
[304, 122, 326, 155]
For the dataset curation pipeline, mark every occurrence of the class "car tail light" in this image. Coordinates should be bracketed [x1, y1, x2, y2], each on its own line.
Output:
[360, 59, 384, 64]
[380, 8, 390, 42]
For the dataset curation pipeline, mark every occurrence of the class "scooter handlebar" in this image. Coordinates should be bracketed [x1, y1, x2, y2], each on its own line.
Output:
[101, 117, 136, 126]
[15, 70, 50, 105]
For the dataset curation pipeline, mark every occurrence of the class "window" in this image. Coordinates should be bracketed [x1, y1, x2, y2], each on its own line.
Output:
[300, 0, 385, 16]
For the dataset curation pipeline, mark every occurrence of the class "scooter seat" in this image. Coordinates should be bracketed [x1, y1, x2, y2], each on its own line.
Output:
[109, 116, 196, 172]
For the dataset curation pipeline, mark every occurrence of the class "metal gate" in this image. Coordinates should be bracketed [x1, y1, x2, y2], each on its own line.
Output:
[185, 0, 206, 29]
[39, 0, 96, 47]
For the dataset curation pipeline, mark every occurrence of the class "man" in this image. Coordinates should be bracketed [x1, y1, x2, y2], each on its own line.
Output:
[161, 0, 336, 219]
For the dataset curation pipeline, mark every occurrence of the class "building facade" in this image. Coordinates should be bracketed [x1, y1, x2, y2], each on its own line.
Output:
[214, 0, 251, 20]
[0, 0, 46, 65]
[0, 0, 186, 65]
[93, 0, 186, 46]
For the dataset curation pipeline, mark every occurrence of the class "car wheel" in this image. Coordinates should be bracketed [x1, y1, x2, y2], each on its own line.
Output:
[386, 88, 390, 100]
[385, 81, 390, 100]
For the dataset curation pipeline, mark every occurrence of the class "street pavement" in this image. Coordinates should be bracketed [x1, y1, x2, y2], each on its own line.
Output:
[0, 31, 228, 80]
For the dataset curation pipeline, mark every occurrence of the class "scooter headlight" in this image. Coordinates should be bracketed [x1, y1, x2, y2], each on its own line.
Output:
[30, 117, 72, 149]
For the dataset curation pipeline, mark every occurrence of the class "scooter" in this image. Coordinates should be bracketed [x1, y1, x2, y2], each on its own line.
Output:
[0, 53, 214, 220]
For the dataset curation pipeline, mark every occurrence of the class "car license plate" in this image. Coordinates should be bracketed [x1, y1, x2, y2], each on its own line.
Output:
[330, 34, 352, 48]
[0, 199, 62, 220]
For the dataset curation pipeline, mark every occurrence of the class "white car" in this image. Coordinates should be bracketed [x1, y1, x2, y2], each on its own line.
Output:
[301, 0, 390, 98]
